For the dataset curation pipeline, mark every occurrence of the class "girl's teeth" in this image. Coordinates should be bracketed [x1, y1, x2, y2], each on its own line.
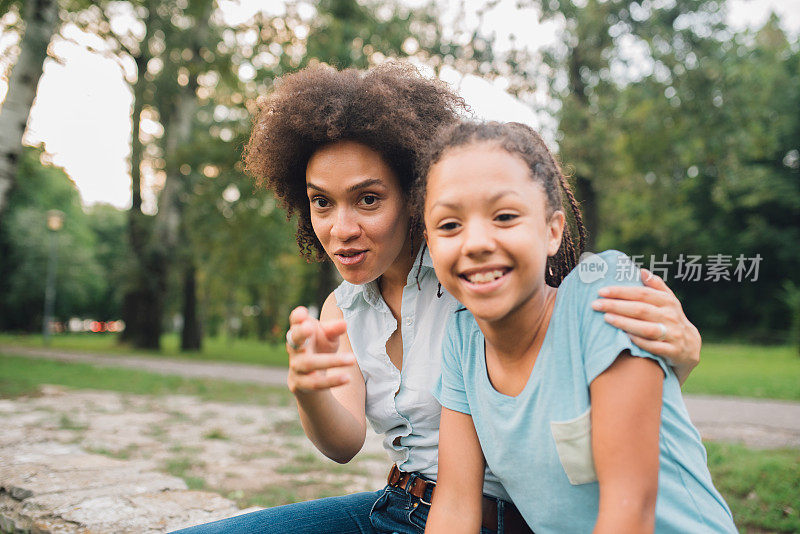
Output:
[467, 270, 504, 283]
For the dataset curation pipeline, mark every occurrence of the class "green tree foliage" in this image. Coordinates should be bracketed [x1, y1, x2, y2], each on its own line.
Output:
[539, 0, 799, 341]
[0, 147, 121, 330]
[601, 18, 800, 340]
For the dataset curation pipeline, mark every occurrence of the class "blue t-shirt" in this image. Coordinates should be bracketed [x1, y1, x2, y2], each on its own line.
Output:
[434, 250, 737, 533]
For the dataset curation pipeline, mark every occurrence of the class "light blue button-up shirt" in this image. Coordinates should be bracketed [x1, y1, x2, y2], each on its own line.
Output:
[334, 246, 509, 499]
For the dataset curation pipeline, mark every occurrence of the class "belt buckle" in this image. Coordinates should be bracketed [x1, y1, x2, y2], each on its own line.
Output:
[419, 478, 435, 506]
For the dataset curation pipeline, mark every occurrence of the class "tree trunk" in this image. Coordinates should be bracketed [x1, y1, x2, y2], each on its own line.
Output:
[120, 2, 158, 346]
[169, 0, 214, 349]
[180, 263, 202, 351]
[0, 0, 59, 222]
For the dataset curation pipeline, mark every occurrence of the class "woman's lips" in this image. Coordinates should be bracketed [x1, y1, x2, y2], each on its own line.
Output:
[335, 251, 367, 266]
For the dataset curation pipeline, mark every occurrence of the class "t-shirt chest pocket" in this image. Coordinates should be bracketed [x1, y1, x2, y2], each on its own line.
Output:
[549, 407, 598, 485]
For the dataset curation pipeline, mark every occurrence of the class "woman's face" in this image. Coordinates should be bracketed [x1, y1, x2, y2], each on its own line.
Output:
[306, 140, 411, 285]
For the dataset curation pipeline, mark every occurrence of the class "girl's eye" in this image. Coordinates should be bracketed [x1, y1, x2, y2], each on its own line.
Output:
[359, 195, 378, 206]
[438, 222, 459, 231]
[495, 213, 517, 222]
[311, 197, 329, 209]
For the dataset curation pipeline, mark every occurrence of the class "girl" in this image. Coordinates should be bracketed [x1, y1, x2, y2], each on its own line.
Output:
[175, 64, 703, 534]
[420, 121, 736, 533]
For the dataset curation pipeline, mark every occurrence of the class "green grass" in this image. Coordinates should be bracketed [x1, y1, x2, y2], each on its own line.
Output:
[706, 442, 800, 533]
[165, 457, 207, 490]
[232, 478, 350, 509]
[682, 344, 800, 401]
[3, 334, 798, 400]
[0, 353, 293, 406]
[203, 428, 229, 440]
[0, 332, 288, 366]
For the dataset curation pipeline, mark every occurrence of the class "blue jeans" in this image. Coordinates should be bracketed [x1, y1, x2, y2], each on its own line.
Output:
[171, 478, 502, 533]
[170, 490, 382, 533]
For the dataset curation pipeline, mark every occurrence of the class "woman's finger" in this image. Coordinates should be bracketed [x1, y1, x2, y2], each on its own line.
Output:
[290, 352, 356, 374]
[592, 299, 661, 322]
[289, 306, 309, 326]
[596, 284, 671, 307]
[603, 313, 675, 341]
[296, 371, 351, 391]
[640, 268, 675, 297]
[286, 320, 314, 353]
[625, 334, 678, 367]
[319, 319, 348, 342]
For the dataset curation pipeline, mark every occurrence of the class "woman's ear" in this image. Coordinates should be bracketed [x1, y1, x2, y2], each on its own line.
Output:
[547, 211, 566, 257]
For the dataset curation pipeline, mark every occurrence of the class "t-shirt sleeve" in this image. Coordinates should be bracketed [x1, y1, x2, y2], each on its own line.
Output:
[575, 250, 671, 385]
[432, 313, 472, 415]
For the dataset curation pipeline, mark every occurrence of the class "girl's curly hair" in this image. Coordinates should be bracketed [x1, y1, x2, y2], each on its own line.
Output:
[243, 62, 467, 260]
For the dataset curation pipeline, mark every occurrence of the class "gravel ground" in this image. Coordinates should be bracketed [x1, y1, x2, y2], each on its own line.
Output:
[0, 385, 388, 533]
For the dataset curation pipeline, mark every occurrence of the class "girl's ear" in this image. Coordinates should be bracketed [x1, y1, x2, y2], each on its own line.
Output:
[423, 228, 428, 242]
[547, 210, 566, 257]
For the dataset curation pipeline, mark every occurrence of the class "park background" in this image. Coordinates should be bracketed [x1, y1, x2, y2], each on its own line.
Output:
[0, 0, 798, 532]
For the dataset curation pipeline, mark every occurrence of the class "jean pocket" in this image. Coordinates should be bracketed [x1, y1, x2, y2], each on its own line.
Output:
[371, 486, 422, 534]
[550, 407, 597, 485]
[407, 501, 429, 531]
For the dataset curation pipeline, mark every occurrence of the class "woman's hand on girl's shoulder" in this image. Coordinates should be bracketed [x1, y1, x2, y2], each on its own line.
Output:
[285, 304, 357, 394]
[590, 268, 701, 385]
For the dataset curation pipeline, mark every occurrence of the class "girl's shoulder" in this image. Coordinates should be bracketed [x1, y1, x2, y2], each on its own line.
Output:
[559, 250, 643, 301]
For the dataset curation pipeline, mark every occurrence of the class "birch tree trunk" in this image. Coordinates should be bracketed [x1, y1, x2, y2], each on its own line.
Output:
[0, 0, 59, 220]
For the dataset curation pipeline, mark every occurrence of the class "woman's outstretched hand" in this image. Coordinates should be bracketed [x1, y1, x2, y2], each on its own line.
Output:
[285, 306, 357, 394]
[591, 268, 701, 385]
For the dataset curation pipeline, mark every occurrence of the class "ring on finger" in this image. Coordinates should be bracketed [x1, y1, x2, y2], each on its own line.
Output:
[286, 329, 308, 351]
[656, 322, 668, 341]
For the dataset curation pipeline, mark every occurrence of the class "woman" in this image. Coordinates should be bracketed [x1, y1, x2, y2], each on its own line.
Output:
[174, 62, 700, 534]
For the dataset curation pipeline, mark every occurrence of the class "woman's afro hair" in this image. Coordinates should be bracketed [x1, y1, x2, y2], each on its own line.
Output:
[243, 61, 468, 260]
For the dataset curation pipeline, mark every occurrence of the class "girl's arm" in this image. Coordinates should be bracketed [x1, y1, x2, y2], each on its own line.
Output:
[425, 407, 484, 533]
[590, 351, 663, 534]
[287, 293, 367, 463]
[592, 268, 701, 385]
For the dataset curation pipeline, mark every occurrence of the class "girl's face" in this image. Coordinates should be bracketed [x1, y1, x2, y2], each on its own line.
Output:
[424, 143, 565, 324]
[306, 140, 411, 285]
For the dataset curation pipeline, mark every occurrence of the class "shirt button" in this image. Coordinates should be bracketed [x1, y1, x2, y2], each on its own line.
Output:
[404, 317, 413, 326]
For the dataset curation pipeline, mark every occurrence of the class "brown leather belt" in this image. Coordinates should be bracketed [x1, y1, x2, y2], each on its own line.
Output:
[387, 465, 533, 533]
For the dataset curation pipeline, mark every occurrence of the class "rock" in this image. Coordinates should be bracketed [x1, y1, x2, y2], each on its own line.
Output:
[0, 448, 242, 533]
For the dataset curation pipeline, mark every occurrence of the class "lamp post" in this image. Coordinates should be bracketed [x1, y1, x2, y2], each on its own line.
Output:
[42, 209, 64, 345]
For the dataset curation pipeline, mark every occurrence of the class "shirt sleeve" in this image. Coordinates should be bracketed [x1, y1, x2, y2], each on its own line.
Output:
[432, 313, 472, 415]
[577, 250, 671, 385]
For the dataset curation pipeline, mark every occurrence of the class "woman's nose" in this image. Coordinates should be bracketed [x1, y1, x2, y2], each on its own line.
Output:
[330, 208, 361, 241]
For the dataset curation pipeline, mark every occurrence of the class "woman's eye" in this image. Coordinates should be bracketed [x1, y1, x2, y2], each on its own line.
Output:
[359, 195, 378, 206]
[496, 213, 517, 222]
[311, 197, 329, 208]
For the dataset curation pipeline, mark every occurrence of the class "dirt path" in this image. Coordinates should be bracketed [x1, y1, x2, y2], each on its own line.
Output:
[3, 344, 799, 450]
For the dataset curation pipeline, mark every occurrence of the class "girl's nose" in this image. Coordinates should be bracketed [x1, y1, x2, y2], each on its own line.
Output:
[330, 208, 361, 241]
[462, 220, 496, 257]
